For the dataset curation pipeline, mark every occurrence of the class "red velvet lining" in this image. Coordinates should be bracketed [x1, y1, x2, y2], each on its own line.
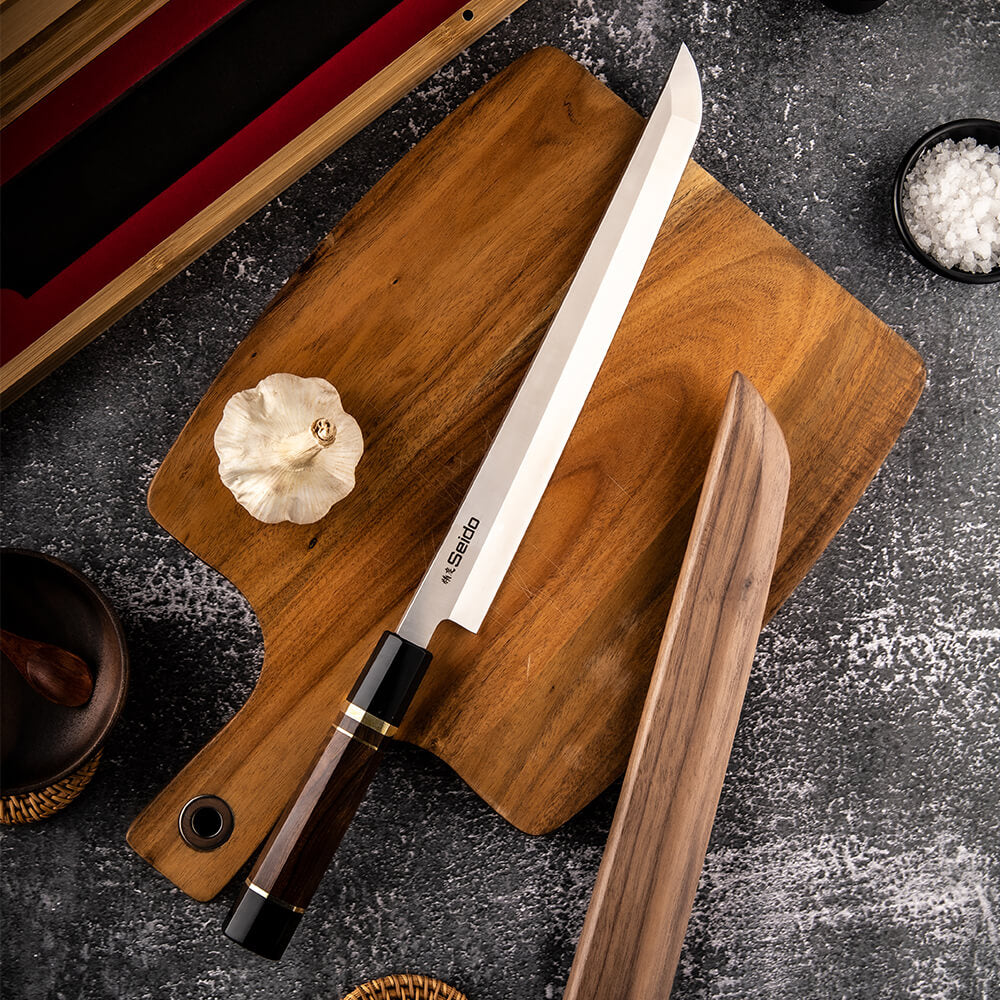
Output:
[1, 0, 469, 366]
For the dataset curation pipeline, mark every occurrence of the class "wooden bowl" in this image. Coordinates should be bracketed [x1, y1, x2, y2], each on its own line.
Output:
[1, 548, 128, 795]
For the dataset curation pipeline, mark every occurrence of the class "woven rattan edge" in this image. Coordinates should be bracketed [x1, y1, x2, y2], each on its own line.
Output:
[1, 749, 102, 824]
[341, 974, 468, 1000]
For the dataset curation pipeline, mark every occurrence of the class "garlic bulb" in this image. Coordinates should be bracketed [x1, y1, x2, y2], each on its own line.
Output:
[214, 373, 363, 524]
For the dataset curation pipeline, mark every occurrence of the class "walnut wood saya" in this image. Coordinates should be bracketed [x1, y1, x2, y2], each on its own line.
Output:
[563, 372, 789, 999]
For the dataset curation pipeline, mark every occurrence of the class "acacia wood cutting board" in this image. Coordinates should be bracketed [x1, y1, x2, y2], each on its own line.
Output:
[127, 47, 925, 902]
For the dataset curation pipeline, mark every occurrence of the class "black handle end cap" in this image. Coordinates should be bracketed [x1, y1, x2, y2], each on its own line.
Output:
[223, 884, 302, 960]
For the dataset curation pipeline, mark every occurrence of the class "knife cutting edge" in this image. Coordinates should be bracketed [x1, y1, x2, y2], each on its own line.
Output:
[223, 43, 703, 959]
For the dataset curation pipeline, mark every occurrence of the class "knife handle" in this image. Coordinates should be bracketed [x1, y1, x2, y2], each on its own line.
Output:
[223, 631, 431, 959]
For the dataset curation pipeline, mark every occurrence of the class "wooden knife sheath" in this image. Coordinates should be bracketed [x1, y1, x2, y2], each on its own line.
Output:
[563, 372, 790, 999]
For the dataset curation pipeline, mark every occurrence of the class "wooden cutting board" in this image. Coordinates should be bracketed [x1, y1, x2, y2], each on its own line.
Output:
[127, 47, 925, 902]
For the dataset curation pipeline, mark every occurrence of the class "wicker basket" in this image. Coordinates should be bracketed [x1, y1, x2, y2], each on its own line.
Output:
[342, 974, 467, 1000]
[0, 750, 102, 824]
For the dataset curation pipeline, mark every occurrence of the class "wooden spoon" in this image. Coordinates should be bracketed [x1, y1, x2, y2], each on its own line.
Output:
[0, 629, 94, 706]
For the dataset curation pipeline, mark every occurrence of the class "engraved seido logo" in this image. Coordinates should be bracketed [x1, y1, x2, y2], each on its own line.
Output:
[441, 517, 480, 584]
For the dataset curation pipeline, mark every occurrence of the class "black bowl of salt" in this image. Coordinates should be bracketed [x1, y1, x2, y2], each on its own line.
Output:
[892, 118, 1000, 284]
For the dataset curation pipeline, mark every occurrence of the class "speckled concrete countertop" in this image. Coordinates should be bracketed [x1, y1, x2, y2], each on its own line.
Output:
[2, 2, 998, 998]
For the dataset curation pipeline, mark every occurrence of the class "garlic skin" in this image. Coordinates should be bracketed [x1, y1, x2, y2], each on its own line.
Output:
[214, 373, 363, 524]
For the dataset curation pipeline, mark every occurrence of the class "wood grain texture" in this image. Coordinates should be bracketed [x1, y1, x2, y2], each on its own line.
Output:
[248, 717, 386, 909]
[126, 47, 925, 902]
[563, 373, 789, 1000]
[0, 0, 82, 62]
[0, 0, 168, 126]
[0, 0, 530, 405]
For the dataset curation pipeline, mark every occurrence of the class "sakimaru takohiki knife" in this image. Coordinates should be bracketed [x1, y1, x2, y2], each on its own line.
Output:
[224, 43, 703, 960]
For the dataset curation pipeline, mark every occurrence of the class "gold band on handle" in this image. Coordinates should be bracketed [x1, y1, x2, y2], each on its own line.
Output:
[245, 879, 306, 914]
[343, 701, 398, 737]
[335, 724, 380, 751]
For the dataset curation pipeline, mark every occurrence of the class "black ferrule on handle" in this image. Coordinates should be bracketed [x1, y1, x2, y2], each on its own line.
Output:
[224, 887, 301, 961]
[347, 631, 432, 726]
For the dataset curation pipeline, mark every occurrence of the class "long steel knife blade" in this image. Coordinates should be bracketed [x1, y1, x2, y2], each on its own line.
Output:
[397, 44, 702, 647]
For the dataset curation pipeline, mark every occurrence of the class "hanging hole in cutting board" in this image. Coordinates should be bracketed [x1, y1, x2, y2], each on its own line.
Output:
[192, 807, 223, 838]
[463, 9, 474, 20]
[179, 795, 234, 851]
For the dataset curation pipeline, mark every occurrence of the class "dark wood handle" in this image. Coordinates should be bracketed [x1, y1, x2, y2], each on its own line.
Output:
[223, 714, 385, 959]
[251, 714, 387, 909]
[223, 631, 431, 960]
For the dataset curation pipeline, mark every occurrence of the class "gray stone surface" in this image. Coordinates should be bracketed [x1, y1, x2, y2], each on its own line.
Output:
[2, 1, 998, 997]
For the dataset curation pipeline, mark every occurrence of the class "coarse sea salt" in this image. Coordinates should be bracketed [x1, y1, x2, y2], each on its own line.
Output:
[902, 136, 1000, 274]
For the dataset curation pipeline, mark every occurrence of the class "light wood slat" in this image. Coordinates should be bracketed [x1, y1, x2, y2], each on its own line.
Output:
[0, 0, 169, 125]
[0, 0, 528, 405]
